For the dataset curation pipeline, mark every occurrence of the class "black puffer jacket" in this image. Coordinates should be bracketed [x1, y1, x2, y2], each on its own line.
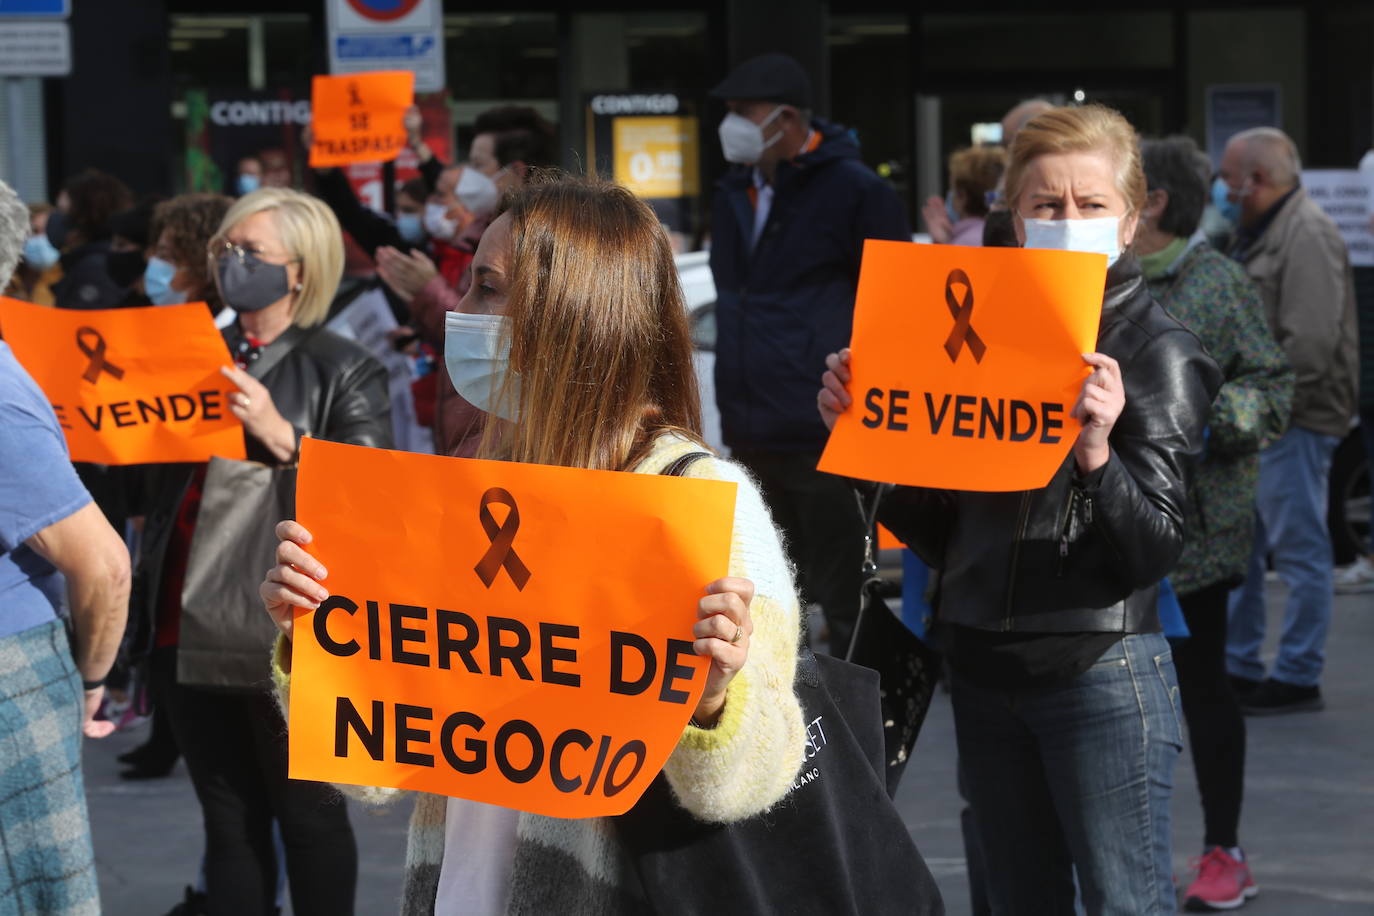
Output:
[879, 257, 1222, 635]
[127, 322, 392, 657]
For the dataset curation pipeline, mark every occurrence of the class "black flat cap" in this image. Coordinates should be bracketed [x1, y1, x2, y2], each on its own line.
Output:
[710, 53, 812, 108]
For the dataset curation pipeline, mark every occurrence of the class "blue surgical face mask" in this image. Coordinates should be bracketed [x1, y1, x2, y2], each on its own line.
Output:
[396, 212, 427, 245]
[143, 256, 183, 305]
[1212, 177, 1243, 226]
[23, 234, 60, 270]
[236, 173, 261, 196]
[444, 311, 520, 422]
[1022, 216, 1123, 266]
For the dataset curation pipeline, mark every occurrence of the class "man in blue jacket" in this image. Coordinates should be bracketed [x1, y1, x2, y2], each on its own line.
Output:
[709, 54, 911, 654]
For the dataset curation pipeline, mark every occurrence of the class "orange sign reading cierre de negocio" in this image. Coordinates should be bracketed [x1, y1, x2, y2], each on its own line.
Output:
[818, 241, 1106, 492]
[0, 297, 245, 465]
[309, 71, 414, 168]
[288, 438, 738, 818]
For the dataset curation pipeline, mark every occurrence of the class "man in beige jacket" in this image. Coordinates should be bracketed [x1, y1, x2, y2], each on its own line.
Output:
[1220, 128, 1359, 714]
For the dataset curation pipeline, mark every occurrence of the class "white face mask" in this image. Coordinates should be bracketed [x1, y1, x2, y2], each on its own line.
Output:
[424, 202, 459, 242]
[444, 311, 520, 422]
[1022, 216, 1123, 267]
[718, 106, 785, 165]
[456, 167, 503, 218]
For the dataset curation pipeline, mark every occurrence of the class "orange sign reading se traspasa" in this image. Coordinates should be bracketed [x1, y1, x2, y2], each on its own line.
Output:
[818, 241, 1105, 491]
[288, 438, 738, 818]
[0, 297, 245, 465]
[309, 71, 414, 168]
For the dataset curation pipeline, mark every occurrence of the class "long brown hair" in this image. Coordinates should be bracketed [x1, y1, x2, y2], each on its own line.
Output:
[480, 175, 704, 471]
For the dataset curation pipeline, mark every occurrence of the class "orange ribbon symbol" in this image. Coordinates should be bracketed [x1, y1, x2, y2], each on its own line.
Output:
[474, 488, 532, 590]
[942, 269, 986, 364]
[76, 327, 125, 384]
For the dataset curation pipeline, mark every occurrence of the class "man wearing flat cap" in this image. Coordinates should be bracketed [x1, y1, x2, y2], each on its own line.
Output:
[708, 53, 910, 655]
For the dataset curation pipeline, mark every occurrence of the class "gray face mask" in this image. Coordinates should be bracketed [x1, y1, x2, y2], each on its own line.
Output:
[215, 250, 291, 313]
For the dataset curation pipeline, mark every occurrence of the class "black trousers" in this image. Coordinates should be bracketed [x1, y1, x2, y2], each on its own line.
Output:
[732, 450, 865, 655]
[1174, 582, 1247, 849]
[155, 649, 358, 916]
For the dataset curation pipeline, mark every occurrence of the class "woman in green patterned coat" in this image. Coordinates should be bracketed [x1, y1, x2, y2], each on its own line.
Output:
[1137, 136, 1293, 913]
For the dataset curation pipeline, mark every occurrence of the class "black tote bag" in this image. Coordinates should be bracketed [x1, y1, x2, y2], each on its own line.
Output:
[615, 453, 942, 915]
[615, 648, 943, 916]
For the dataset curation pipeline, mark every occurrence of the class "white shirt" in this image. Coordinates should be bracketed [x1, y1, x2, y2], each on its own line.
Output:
[749, 168, 773, 248]
[434, 798, 520, 916]
[749, 130, 816, 248]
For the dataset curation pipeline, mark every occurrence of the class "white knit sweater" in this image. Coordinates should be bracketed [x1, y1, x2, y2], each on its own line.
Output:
[274, 433, 807, 914]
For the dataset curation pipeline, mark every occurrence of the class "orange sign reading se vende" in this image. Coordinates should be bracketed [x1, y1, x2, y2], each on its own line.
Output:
[288, 438, 738, 818]
[0, 297, 245, 465]
[309, 71, 414, 168]
[818, 241, 1106, 491]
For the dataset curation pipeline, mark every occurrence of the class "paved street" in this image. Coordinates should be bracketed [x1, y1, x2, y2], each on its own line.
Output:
[86, 583, 1374, 915]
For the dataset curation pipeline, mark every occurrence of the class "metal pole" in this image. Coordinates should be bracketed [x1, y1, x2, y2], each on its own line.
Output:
[914, 94, 941, 216]
[5, 77, 25, 193]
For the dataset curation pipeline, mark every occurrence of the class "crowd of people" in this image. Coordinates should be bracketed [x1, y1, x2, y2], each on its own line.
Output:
[0, 48, 1365, 916]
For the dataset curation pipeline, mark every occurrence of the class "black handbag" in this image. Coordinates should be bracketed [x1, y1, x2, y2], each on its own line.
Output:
[845, 483, 943, 797]
[613, 453, 944, 916]
[616, 647, 943, 915]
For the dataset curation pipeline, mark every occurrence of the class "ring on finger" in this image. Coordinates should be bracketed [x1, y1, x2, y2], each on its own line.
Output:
[237, 393, 252, 408]
[730, 625, 744, 645]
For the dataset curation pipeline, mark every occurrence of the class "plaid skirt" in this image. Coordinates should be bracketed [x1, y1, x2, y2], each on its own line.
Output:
[0, 619, 99, 916]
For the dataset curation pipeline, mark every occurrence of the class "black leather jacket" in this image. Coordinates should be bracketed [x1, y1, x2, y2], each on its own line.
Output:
[879, 257, 1223, 635]
[127, 322, 393, 657]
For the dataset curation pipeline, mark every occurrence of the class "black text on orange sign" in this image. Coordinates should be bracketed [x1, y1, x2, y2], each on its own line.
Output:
[315, 595, 701, 798]
[51, 390, 226, 432]
[861, 388, 1065, 444]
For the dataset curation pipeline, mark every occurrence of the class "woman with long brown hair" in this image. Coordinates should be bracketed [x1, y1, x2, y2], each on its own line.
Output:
[259, 176, 807, 915]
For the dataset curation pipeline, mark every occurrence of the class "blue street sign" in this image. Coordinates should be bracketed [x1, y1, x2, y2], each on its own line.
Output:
[335, 34, 436, 60]
[0, 0, 70, 17]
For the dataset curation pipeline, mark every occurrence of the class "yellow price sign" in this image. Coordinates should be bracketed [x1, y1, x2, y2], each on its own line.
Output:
[612, 116, 700, 199]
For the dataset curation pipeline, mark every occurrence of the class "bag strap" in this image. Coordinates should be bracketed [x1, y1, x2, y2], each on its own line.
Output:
[660, 451, 712, 478]
[225, 322, 315, 382]
[855, 482, 894, 581]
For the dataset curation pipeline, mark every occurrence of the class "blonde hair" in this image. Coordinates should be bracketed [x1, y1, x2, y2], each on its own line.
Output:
[1004, 104, 1147, 218]
[480, 175, 704, 472]
[948, 146, 1006, 217]
[212, 187, 342, 327]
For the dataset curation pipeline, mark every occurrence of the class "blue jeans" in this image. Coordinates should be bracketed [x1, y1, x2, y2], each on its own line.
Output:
[1227, 427, 1339, 687]
[951, 633, 1182, 916]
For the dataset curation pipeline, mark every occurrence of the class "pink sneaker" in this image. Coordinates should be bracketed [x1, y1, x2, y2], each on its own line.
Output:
[1183, 847, 1258, 911]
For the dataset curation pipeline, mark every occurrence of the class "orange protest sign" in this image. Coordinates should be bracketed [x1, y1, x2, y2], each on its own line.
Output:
[818, 241, 1105, 491]
[309, 71, 414, 168]
[0, 298, 244, 465]
[288, 438, 738, 818]
[877, 524, 903, 551]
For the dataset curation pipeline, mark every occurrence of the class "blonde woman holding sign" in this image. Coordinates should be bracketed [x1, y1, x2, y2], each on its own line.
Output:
[260, 177, 808, 915]
[821, 105, 1222, 915]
